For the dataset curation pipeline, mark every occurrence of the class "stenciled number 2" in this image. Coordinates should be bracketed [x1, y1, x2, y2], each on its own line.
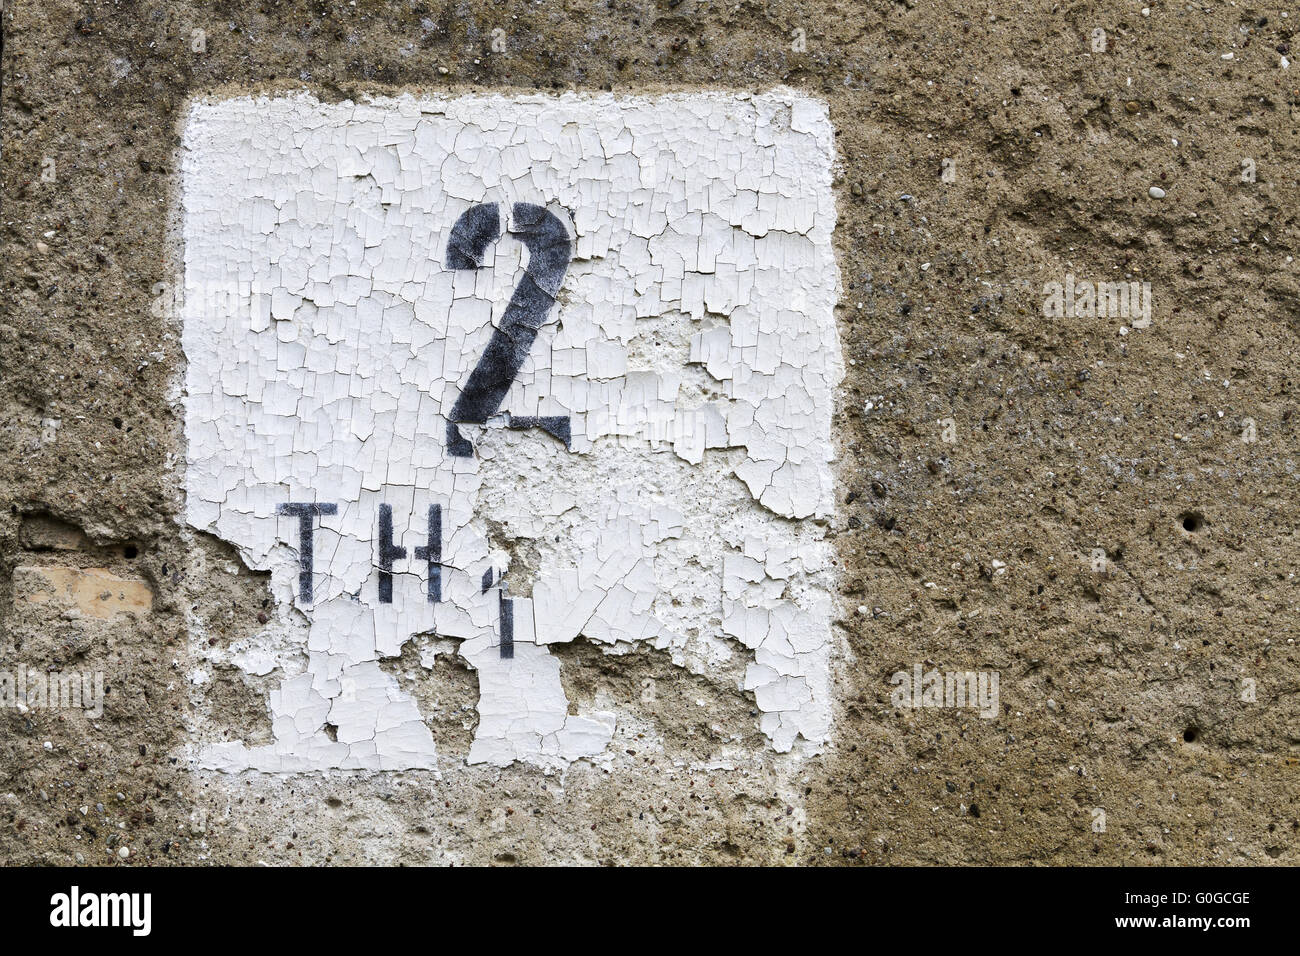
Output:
[444, 201, 573, 457]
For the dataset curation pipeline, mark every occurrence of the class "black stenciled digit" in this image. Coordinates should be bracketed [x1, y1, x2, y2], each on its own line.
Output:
[445, 202, 573, 457]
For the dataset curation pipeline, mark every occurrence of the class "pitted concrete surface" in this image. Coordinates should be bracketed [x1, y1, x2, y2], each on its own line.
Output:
[1, 1, 1297, 865]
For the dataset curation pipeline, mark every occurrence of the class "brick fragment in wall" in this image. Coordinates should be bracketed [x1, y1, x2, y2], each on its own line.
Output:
[12, 566, 153, 620]
[180, 91, 842, 772]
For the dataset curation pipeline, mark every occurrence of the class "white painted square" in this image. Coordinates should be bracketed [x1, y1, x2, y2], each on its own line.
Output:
[181, 90, 841, 772]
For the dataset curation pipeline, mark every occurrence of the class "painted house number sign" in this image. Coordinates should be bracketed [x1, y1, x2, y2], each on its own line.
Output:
[182, 91, 842, 772]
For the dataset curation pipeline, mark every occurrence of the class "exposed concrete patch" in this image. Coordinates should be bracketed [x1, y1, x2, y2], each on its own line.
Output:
[198, 665, 276, 748]
[552, 639, 765, 761]
[377, 637, 480, 759]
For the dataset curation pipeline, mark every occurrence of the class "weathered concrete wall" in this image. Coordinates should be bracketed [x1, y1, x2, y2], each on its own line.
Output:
[2, 0, 1297, 866]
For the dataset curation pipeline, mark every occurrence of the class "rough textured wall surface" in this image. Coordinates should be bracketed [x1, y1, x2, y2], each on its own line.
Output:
[2, 0, 1297, 866]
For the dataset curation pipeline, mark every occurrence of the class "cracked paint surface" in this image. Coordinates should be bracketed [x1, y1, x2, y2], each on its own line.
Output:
[180, 90, 841, 772]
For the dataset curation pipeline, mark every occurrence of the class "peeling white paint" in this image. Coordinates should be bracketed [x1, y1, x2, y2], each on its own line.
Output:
[181, 90, 841, 772]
